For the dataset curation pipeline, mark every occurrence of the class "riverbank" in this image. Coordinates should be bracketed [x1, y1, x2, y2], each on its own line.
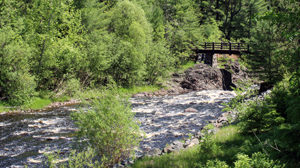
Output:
[0, 85, 161, 114]
[0, 62, 197, 114]
[131, 78, 300, 168]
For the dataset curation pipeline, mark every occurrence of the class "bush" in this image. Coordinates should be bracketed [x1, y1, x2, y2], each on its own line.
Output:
[145, 40, 174, 84]
[0, 27, 36, 105]
[71, 89, 141, 167]
[238, 99, 285, 133]
[234, 152, 284, 168]
[5, 72, 36, 105]
[55, 78, 81, 98]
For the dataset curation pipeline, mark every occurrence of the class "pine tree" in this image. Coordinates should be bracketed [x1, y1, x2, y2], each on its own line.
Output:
[246, 20, 281, 83]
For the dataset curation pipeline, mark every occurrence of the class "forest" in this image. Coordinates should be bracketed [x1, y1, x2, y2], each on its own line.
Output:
[0, 0, 299, 167]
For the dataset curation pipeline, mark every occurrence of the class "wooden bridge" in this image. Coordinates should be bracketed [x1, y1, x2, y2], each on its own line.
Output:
[192, 42, 249, 66]
[195, 42, 249, 55]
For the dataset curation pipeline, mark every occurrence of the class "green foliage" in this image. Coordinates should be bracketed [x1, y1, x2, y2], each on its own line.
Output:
[199, 18, 223, 42]
[55, 78, 81, 98]
[23, 0, 85, 90]
[246, 19, 283, 83]
[238, 98, 285, 133]
[45, 148, 102, 168]
[0, 26, 36, 105]
[71, 89, 141, 167]
[145, 40, 174, 84]
[234, 152, 284, 168]
[107, 0, 152, 86]
[201, 159, 229, 168]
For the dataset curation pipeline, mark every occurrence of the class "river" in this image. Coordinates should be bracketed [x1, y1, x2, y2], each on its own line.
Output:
[0, 90, 235, 167]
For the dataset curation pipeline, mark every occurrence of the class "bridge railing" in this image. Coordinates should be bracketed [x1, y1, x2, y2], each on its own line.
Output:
[200, 42, 249, 52]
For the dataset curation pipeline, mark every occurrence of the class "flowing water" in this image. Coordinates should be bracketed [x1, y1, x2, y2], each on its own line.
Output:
[0, 90, 235, 167]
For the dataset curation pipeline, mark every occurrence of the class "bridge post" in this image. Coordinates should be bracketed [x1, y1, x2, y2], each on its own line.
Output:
[204, 42, 207, 49]
[212, 42, 215, 51]
[203, 53, 213, 66]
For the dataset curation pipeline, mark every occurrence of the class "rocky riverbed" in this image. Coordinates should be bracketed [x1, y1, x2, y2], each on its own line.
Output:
[0, 90, 236, 167]
[131, 90, 236, 158]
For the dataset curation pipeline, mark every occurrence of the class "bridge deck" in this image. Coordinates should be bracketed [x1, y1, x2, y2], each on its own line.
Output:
[196, 42, 249, 54]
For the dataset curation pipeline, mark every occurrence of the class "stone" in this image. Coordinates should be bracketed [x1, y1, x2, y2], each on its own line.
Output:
[132, 93, 146, 98]
[186, 138, 199, 148]
[180, 63, 223, 91]
[163, 145, 173, 153]
[184, 139, 191, 148]
[147, 148, 162, 156]
[184, 108, 198, 113]
[172, 140, 184, 151]
[195, 132, 204, 139]
[217, 116, 228, 123]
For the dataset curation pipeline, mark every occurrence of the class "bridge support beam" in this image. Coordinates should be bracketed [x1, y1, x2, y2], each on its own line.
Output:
[198, 53, 218, 68]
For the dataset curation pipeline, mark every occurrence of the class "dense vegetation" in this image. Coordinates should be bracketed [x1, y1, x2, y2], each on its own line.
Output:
[1, 0, 277, 106]
[1, 0, 299, 167]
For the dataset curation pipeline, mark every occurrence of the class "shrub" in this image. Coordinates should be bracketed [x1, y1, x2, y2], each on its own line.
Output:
[55, 78, 81, 98]
[5, 72, 36, 105]
[145, 40, 174, 84]
[71, 89, 141, 167]
[238, 99, 285, 133]
[234, 152, 284, 168]
[0, 27, 36, 105]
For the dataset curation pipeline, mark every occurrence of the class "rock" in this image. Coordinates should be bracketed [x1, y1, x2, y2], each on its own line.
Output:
[132, 93, 146, 98]
[259, 82, 273, 94]
[172, 140, 184, 151]
[217, 116, 228, 123]
[147, 148, 162, 156]
[180, 63, 223, 91]
[215, 122, 223, 128]
[186, 138, 199, 148]
[184, 108, 198, 113]
[163, 145, 173, 153]
[207, 129, 216, 134]
[220, 69, 236, 90]
[195, 132, 204, 139]
[184, 139, 191, 148]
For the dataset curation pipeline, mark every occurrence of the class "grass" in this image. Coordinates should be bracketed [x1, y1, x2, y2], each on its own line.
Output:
[0, 85, 163, 113]
[132, 146, 199, 168]
[176, 61, 196, 73]
[131, 125, 257, 168]
[118, 85, 162, 95]
[23, 97, 52, 110]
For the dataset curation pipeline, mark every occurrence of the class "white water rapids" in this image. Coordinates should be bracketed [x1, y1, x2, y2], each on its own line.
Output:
[0, 90, 235, 167]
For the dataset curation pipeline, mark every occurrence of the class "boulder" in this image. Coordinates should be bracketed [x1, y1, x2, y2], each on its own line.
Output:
[163, 145, 173, 153]
[184, 108, 198, 113]
[180, 63, 223, 91]
[147, 148, 162, 156]
[172, 140, 184, 151]
[186, 138, 199, 148]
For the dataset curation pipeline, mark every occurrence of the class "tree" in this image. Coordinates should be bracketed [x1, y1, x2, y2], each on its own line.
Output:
[25, 0, 84, 90]
[106, 0, 152, 86]
[246, 20, 282, 83]
[0, 0, 36, 104]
